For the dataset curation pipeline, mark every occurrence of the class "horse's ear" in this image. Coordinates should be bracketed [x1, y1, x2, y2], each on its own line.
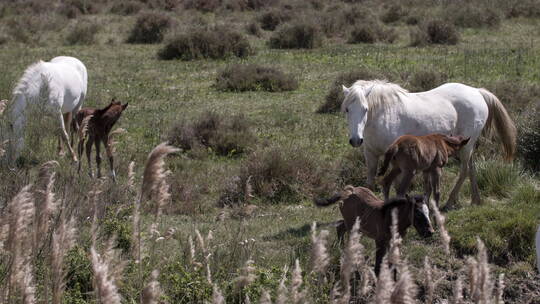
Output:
[461, 137, 471, 146]
[342, 85, 350, 95]
[122, 103, 128, 110]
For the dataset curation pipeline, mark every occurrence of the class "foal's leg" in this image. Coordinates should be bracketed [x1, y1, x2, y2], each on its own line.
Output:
[364, 149, 380, 190]
[102, 137, 116, 182]
[468, 155, 482, 205]
[85, 137, 94, 177]
[95, 138, 102, 178]
[57, 112, 78, 162]
[430, 167, 442, 208]
[396, 169, 415, 197]
[374, 240, 388, 276]
[382, 167, 401, 201]
[423, 170, 433, 204]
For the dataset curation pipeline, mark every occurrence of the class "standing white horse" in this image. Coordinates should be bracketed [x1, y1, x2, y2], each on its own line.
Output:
[341, 80, 516, 209]
[9, 56, 87, 162]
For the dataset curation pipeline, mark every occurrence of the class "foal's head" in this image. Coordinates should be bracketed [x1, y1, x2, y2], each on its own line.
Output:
[443, 135, 470, 155]
[406, 194, 434, 238]
[95, 98, 128, 127]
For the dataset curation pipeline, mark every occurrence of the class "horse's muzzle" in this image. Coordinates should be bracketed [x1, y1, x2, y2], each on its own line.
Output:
[349, 138, 363, 147]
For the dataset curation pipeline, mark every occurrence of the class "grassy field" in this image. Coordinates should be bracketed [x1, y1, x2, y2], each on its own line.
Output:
[0, 0, 539, 303]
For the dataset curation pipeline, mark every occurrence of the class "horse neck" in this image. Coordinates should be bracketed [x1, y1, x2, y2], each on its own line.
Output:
[392, 203, 414, 235]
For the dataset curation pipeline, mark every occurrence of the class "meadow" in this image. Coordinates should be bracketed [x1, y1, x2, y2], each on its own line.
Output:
[0, 0, 539, 303]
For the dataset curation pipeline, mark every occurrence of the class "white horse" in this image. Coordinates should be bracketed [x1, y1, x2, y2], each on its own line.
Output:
[9, 56, 88, 162]
[341, 80, 516, 209]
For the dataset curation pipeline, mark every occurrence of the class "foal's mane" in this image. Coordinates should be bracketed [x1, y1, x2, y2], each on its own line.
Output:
[341, 79, 408, 118]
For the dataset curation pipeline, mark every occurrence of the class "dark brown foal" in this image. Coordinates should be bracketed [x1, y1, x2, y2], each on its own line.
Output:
[73, 99, 128, 181]
[378, 134, 470, 207]
[315, 186, 434, 275]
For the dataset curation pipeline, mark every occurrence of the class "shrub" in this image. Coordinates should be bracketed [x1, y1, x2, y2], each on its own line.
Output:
[348, 20, 397, 44]
[215, 64, 298, 92]
[161, 260, 212, 303]
[517, 109, 540, 172]
[110, 0, 144, 15]
[448, 202, 538, 265]
[183, 0, 221, 12]
[447, 3, 501, 28]
[127, 11, 172, 44]
[337, 148, 367, 187]
[158, 27, 253, 60]
[224, 145, 336, 204]
[64, 246, 93, 303]
[407, 68, 448, 92]
[245, 22, 262, 36]
[258, 9, 292, 31]
[167, 111, 256, 157]
[65, 21, 100, 45]
[381, 4, 407, 23]
[317, 68, 393, 113]
[410, 20, 459, 46]
[268, 22, 323, 49]
[485, 80, 540, 114]
[476, 159, 521, 198]
[143, 0, 179, 10]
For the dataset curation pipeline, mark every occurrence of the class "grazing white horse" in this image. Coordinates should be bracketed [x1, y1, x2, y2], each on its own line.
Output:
[341, 80, 516, 209]
[9, 56, 87, 162]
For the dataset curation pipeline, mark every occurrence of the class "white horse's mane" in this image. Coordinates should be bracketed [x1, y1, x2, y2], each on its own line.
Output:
[341, 79, 409, 117]
[12, 60, 46, 98]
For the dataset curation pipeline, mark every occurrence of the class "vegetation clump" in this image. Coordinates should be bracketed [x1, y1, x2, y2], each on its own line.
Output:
[258, 9, 292, 31]
[348, 23, 397, 44]
[407, 68, 448, 92]
[109, 0, 144, 15]
[65, 21, 100, 45]
[410, 19, 460, 46]
[216, 64, 298, 92]
[168, 111, 255, 157]
[158, 27, 253, 60]
[517, 108, 540, 172]
[127, 11, 172, 44]
[268, 22, 323, 49]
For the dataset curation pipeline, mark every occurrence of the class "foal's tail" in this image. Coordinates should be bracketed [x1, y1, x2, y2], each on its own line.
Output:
[478, 88, 517, 161]
[378, 144, 398, 176]
[313, 185, 354, 207]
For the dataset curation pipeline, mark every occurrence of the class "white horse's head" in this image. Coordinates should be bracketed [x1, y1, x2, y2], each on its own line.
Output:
[341, 84, 372, 147]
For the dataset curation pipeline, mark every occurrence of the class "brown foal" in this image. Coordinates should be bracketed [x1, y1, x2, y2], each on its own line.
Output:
[378, 134, 470, 208]
[72, 99, 128, 181]
[315, 186, 434, 275]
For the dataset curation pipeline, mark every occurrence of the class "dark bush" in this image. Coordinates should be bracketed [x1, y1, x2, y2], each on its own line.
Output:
[518, 109, 540, 172]
[337, 149, 367, 187]
[447, 4, 501, 28]
[268, 22, 323, 49]
[216, 64, 298, 92]
[245, 22, 262, 36]
[168, 111, 256, 157]
[184, 0, 221, 12]
[127, 11, 172, 44]
[410, 20, 459, 46]
[65, 21, 100, 45]
[504, 0, 540, 18]
[158, 27, 253, 60]
[348, 21, 397, 44]
[381, 4, 407, 23]
[222, 145, 336, 204]
[110, 0, 144, 15]
[317, 68, 394, 113]
[59, 0, 100, 18]
[407, 68, 448, 92]
[144, 0, 179, 11]
[258, 9, 292, 31]
[485, 80, 540, 114]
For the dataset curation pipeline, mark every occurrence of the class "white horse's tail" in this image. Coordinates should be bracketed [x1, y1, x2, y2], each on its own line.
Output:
[478, 88, 517, 161]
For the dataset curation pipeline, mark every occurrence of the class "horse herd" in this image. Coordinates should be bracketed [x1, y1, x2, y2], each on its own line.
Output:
[3, 56, 538, 274]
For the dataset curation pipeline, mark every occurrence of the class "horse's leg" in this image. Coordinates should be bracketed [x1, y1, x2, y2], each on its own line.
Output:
[382, 167, 401, 201]
[85, 137, 94, 177]
[57, 112, 77, 162]
[95, 138, 102, 178]
[364, 149, 379, 190]
[103, 137, 116, 182]
[374, 240, 388, 276]
[396, 169, 415, 197]
[336, 220, 346, 245]
[468, 155, 482, 205]
[77, 136, 84, 175]
[58, 113, 70, 156]
[444, 148, 472, 211]
[430, 167, 442, 208]
[423, 170, 432, 205]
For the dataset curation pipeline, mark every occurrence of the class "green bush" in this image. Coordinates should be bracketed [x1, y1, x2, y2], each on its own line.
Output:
[517, 109, 540, 172]
[447, 3, 501, 28]
[381, 4, 407, 23]
[407, 68, 448, 92]
[101, 205, 133, 254]
[109, 0, 144, 15]
[65, 21, 100, 45]
[127, 11, 172, 44]
[216, 64, 298, 92]
[348, 23, 397, 44]
[448, 202, 538, 265]
[158, 27, 253, 60]
[167, 111, 256, 157]
[161, 260, 212, 303]
[410, 19, 459, 46]
[476, 159, 521, 198]
[258, 9, 292, 31]
[268, 22, 323, 49]
[64, 246, 93, 303]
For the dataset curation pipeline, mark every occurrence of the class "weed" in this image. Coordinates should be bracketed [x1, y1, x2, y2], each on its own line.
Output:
[216, 64, 298, 92]
[127, 11, 172, 44]
[65, 21, 100, 45]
